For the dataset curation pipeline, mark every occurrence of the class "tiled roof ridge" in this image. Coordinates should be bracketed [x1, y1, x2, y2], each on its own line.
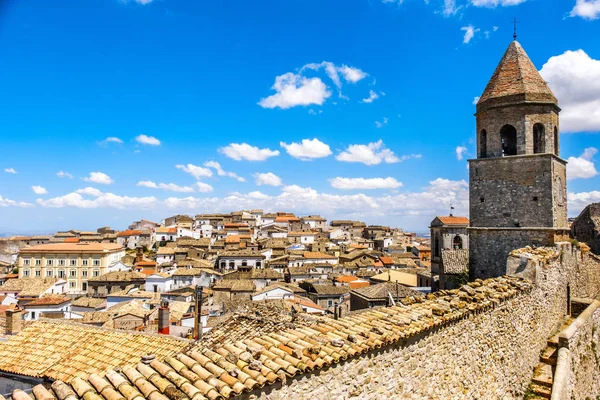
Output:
[9, 276, 532, 400]
[29, 317, 192, 343]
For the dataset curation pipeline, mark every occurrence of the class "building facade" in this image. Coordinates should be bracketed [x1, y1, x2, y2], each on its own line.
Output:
[17, 243, 125, 294]
[469, 40, 569, 279]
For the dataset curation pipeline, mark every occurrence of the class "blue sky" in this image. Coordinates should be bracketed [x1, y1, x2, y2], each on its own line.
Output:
[1, 0, 599, 233]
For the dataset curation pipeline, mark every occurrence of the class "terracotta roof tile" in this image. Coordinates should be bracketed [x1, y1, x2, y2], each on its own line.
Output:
[477, 41, 557, 111]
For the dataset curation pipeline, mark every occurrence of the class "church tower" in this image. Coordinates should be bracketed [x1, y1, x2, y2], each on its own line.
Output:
[469, 40, 569, 279]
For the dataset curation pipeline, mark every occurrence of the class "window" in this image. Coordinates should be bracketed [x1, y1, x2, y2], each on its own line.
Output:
[220, 262, 226, 268]
[500, 125, 517, 156]
[23, 259, 30, 266]
[70, 259, 77, 266]
[58, 259, 65, 266]
[82, 282, 87, 291]
[82, 260, 89, 266]
[554, 127, 559, 156]
[533, 123, 545, 154]
[241, 260, 248, 267]
[35, 259, 41, 266]
[153, 285, 158, 293]
[93, 270, 100, 277]
[453, 235, 463, 250]
[256, 261, 262, 268]
[35, 270, 41, 277]
[47, 270, 53, 277]
[480, 129, 487, 158]
[328, 300, 333, 307]
[82, 270, 88, 277]
[69, 281, 76, 288]
[58, 270, 66, 279]
[93, 259, 100, 266]
[47, 259, 53, 266]
[229, 261, 235, 268]
[557, 177, 565, 206]
[434, 234, 440, 257]
[70, 270, 77, 278]
[31, 312, 36, 319]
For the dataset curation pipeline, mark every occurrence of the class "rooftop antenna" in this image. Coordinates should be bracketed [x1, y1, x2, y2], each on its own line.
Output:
[513, 17, 518, 41]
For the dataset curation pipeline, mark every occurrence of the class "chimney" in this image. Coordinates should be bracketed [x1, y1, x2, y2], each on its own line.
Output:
[136, 247, 144, 264]
[5, 305, 22, 335]
[158, 300, 170, 335]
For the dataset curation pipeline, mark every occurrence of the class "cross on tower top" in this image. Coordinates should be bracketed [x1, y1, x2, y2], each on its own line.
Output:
[513, 17, 518, 41]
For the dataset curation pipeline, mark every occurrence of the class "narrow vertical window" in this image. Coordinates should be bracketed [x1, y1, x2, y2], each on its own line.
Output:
[533, 123, 545, 154]
[501, 125, 517, 156]
[554, 126, 560, 156]
[480, 129, 487, 158]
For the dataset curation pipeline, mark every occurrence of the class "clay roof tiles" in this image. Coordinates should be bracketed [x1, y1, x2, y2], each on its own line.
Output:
[477, 41, 557, 112]
[3, 276, 534, 400]
[0, 319, 188, 382]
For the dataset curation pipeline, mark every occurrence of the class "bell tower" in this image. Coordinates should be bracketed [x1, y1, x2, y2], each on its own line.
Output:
[469, 40, 569, 279]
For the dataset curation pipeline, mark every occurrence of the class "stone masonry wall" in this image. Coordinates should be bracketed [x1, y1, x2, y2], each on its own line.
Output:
[553, 301, 600, 400]
[469, 155, 566, 229]
[244, 248, 577, 400]
[469, 228, 557, 279]
[476, 103, 559, 159]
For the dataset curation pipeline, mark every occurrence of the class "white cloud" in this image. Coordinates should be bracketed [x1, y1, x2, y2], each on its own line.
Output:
[470, 0, 527, 6]
[567, 147, 598, 180]
[336, 140, 419, 165]
[137, 180, 195, 193]
[0, 195, 33, 208]
[196, 182, 214, 193]
[83, 172, 114, 185]
[461, 25, 480, 44]
[443, 0, 462, 16]
[539, 49, 600, 133]
[175, 164, 213, 179]
[329, 177, 403, 190]
[32, 186, 47, 195]
[219, 143, 280, 161]
[162, 178, 470, 227]
[361, 90, 379, 104]
[258, 73, 331, 109]
[4, 168, 16, 174]
[456, 146, 468, 160]
[472, 96, 480, 105]
[569, 190, 600, 217]
[135, 134, 161, 146]
[280, 138, 332, 161]
[122, 0, 154, 4]
[76, 187, 103, 197]
[570, 0, 600, 19]
[100, 137, 123, 145]
[375, 117, 389, 128]
[38, 189, 157, 209]
[254, 172, 283, 186]
[261, 62, 368, 109]
[338, 65, 367, 83]
[57, 171, 73, 179]
[203, 161, 245, 182]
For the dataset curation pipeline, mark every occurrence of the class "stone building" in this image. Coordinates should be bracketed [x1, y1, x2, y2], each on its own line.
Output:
[469, 40, 569, 279]
[571, 203, 600, 255]
[430, 215, 469, 274]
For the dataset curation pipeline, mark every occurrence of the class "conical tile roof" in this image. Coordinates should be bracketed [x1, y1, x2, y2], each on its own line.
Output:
[477, 41, 557, 112]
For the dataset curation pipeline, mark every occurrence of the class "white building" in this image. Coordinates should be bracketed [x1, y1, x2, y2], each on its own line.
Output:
[216, 251, 266, 271]
[252, 286, 295, 301]
[17, 243, 125, 294]
[22, 295, 72, 321]
[171, 268, 222, 290]
[116, 230, 152, 250]
[145, 273, 174, 293]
